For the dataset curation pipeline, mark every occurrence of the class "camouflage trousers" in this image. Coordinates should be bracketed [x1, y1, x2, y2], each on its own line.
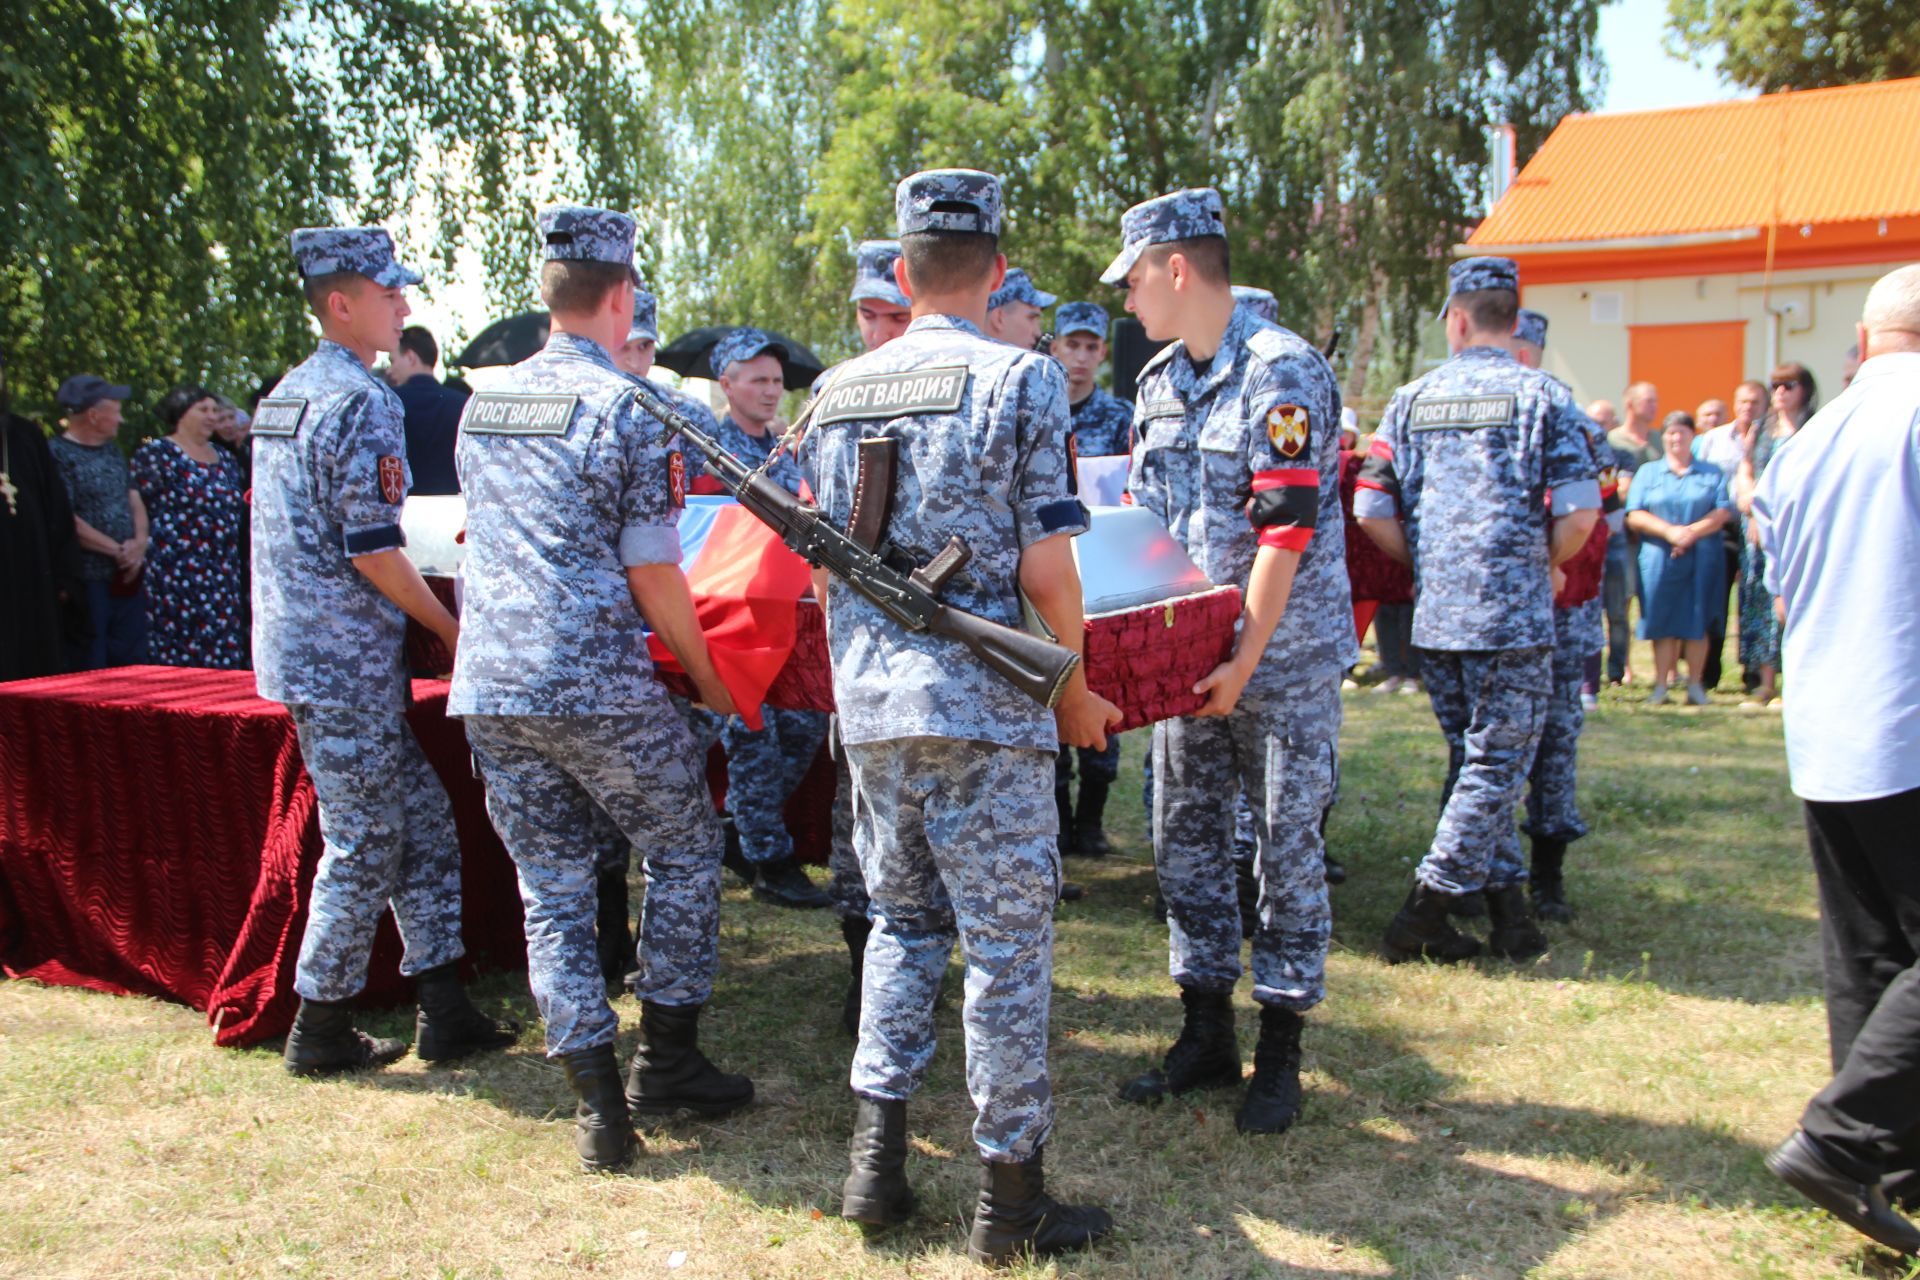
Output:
[1054, 736, 1122, 787]
[465, 710, 723, 1057]
[1525, 607, 1595, 843]
[1141, 753, 1261, 865]
[1152, 677, 1341, 1011]
[1416, 647, 1552, 895]
[286, 705, 466, 1003]
[722, 707, 828, 865]
[592, 695, 724, 877]
[845, 737, 1059, 1162]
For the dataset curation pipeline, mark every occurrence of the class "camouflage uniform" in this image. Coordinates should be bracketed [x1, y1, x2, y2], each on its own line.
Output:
[708, 329, 829, 865]
[1354, 259, 1602, 896]
[850, 240, 909, 308]
[986, 267, 1057, 315]
[253, 227, 465, 1003]
[451, 205, 724, 1058]
[1231, 286, 1280, 325]
[1068, 389, 1134, 463]
[1120, 197, 1355, 1007]
[797, 168, 1087, 1161]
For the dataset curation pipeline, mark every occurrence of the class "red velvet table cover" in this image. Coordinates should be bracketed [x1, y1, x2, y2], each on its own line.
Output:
[0, 667, 527, 1047]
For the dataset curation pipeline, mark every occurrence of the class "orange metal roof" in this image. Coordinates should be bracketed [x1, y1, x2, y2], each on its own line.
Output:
[1469, 78, 1920, 249]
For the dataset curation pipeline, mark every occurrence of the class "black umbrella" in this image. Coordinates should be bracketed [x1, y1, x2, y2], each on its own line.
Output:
[452, 311, 550, 369]
[656, 326, 825, 391]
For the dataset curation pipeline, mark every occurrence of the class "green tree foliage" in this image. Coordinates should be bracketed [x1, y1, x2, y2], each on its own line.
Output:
[1667, 0, 1920, 92]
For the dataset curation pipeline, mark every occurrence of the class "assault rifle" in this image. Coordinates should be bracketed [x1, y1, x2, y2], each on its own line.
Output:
[628, 379, 1080, 709]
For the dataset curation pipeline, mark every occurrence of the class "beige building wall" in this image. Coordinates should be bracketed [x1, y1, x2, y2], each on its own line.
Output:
[1523, 258, 1908, 410]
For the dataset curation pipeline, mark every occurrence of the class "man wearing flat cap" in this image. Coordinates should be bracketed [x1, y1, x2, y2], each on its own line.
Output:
[704, 325, 835, 911]
[800, 167, 1119, 1264]
[985, 267, 1055, 351]
[1108, 187, 1355, 1138]
[255, 226, 516, 1080]
[1356, 257, 1602, 964]
[452, 205, 754, 1174]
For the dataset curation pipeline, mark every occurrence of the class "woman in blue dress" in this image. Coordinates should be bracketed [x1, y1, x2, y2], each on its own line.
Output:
[1625, 411, 1735, 706]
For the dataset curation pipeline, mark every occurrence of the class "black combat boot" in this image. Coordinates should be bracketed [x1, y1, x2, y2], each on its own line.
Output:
[966, 1147, 1115, 1266]
[1485, 884, 1549, 960]
[624, 1001, 755, 1117]
[1236, 1006, 1304, 1135]
[1072, 777, 1112, 858]
[1322, 854, 1348, 885]
[1529, 836, 1573, 923]
[1118, 987, 1242, 1104]
[414, 962, 520, 1062]
[840, 915, 871, 1037]
[283, 997, 408, 1077]
[752, 855, 832, 909]
[1055, 783, 1077, 857]
[1382, 883, 1485, 964]
[1447, 890, 1489, 918]
[560, 1043, 641, 1173]
[595, 864, 635, 984]
[841, 1095, 915, 1226]
[720, 816, 754, 887]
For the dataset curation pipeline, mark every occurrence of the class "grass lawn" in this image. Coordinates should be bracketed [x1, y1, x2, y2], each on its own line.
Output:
[0, 641, 1905, 1279]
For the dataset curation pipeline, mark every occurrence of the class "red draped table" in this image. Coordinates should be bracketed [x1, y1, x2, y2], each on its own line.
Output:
[0, 667, 527, 1047]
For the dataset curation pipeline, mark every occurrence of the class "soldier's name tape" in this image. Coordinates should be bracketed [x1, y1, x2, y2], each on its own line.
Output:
[815, 366, 967, 427]
[1143, 400, 1184, 421]
[1408, 394, 1517, 432]
[251, 398, 308, 437]
[462, 392, 581, 436]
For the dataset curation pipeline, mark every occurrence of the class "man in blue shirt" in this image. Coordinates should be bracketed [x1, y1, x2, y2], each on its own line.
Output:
[383, 326, 466, 496]
[1754, 264, 1920, 1255]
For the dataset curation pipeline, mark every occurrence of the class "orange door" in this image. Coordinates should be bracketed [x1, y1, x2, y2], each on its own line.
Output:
[1627, 321, 1747, 418]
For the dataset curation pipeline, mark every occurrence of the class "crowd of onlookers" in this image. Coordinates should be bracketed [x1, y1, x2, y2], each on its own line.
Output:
[0, 326, 469, 684]
[1587, 358, 1836, 708]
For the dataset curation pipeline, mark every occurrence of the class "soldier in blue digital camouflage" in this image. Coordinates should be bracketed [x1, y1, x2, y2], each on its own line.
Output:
[702, 326, 835, 910]
[985, 267, 1055, 351]
[451, 205, 754, 1174]
[596, 288, 731, 982]
[1047, 300, 1131, 859]
[851, 238, 913, 350]
[1109, 188, 1356, 1137]
[1232, 285, 1280, 325]
[799, 168, 1119, 1265]
[1354, 257, 1603, 965]
[1507, 306, 1614, 921]
[256, 227, 518, 1079]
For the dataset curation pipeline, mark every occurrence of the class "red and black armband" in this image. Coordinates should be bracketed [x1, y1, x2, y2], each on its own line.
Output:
[1248, 467, 1318, 551]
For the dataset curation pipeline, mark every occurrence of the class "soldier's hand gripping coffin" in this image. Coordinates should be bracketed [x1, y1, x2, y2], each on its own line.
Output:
[626, 378, 1080, 709]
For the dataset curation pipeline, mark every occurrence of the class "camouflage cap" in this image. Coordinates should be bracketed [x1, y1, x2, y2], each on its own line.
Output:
[289, 227, 422, 288]
[1100, 188, 1227, 285]
[988, 267, 1057, 312]
[849, 239, 910, 307]
[1514, 307, 1549, 350]
[537, 205, 641, 282]
[628, 289, 659, 343]
[1054, 302, 1109, 338]
[1440, 255, 1519, 318]
[895, 169, 1002, 237]
[711, 326, 789, 378]
[1231, 285, 1278, 324]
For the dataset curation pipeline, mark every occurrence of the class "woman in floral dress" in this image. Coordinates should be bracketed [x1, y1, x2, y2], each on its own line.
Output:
[130, 386, 249, 669]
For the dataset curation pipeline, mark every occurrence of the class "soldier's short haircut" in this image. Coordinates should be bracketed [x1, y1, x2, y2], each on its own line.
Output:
[1451, 288, 1518, 335]
[540, 260, 630, 315]
[1144, 236, 1231, 285]
[396, 325, 438, 369]
[900, 227, 1000, 296]
[302, 270, 367, 316]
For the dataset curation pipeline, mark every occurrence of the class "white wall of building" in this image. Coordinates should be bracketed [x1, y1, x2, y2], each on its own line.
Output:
[1526, 258, 1906, 407]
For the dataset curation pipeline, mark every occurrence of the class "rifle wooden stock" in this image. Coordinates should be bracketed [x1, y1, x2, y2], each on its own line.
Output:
[630, 377, 1081, 709]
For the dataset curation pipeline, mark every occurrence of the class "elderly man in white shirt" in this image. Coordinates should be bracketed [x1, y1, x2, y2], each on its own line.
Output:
[1753, 262, 1920, 1255]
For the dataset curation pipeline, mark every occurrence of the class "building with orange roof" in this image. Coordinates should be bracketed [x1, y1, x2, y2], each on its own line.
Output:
[1463, 77, 1920, 413]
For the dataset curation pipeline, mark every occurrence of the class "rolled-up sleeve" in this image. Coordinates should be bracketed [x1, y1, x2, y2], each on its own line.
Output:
[1353, 398, 1405, 519]
[1011, 358, 1088, 548]
[329, 391, 407, 557]
[616, 397, 684, 568]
